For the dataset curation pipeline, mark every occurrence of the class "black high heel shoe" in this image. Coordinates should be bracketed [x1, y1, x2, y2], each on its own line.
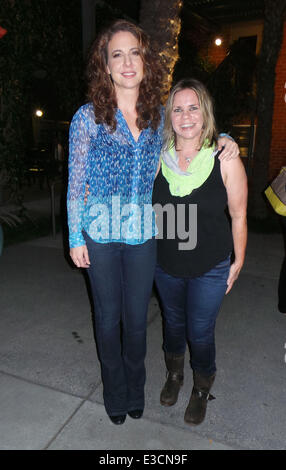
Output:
[128, 409, 143, 419]
[109, 414, 126, 425]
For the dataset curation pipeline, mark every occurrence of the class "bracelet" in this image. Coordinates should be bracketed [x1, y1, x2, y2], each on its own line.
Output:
[218, 132, 234, 142]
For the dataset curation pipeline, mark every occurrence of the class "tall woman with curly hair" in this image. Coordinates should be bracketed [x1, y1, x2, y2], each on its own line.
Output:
[67, 19, 164, 425]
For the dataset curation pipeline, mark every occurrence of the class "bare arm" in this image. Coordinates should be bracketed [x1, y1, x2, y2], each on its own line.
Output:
[221, 157, 248, 294]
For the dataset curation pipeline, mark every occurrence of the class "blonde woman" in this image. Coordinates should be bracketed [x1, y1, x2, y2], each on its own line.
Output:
[153, 78, 248, 425]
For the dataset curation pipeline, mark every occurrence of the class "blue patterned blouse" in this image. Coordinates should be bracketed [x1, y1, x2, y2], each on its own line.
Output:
[67, 102, 164, 248]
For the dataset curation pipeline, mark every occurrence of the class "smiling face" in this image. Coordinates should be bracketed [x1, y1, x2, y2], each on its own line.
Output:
[106, 31, 144, 93]
[171, 88, 204, 147]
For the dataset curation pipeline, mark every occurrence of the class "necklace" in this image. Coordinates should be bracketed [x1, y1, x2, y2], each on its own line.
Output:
[179, 151, 198, 163]
[178, 148, 198, 165]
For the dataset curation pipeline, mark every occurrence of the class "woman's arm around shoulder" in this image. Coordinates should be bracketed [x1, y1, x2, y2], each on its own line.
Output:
[221, 157, 248, 294]
[217, 134, 240, 161]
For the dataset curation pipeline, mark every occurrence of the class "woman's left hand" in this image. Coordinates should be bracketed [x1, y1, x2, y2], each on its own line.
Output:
[217, 136, 240, 160]
[225, 261, 242, 294]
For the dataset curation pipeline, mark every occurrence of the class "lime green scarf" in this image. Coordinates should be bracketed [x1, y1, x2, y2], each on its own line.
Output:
[161, 141, 216, 197]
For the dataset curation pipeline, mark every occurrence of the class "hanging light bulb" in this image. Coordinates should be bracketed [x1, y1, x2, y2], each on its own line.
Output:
[35, 109, 44, 117]
[215, 37, 222, 46]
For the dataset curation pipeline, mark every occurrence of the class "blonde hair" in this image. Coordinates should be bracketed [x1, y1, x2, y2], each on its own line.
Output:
[163, 78, 218, 151]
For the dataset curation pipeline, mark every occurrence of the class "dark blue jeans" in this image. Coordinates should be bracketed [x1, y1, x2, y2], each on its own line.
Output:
[84, 232, 156, 416]
[155, 256, 230, 376]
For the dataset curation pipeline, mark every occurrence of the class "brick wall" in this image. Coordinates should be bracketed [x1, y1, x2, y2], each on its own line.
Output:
[269, 21, 286, 179]
[204, 20, 286, 180]
[199, 29, 229, 68]
[205, 37, 228, 68]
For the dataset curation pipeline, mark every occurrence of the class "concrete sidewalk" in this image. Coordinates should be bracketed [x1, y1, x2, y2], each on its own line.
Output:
[0, 202, 285, 450]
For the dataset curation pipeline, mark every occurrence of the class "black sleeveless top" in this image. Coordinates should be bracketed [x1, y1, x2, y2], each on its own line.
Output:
[152, 156, 233, 278]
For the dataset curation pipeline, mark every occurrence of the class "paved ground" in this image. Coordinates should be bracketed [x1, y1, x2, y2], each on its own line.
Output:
[0, 192, 285, 451]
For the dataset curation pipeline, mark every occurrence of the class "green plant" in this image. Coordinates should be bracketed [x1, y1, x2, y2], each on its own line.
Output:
[0, 0, 83, 206]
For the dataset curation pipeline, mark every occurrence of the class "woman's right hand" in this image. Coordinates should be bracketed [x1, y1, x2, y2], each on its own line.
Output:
[70, 244, 90, 268]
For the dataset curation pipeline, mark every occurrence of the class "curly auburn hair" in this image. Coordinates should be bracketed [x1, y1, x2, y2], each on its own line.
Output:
[86, 19, 164, 132]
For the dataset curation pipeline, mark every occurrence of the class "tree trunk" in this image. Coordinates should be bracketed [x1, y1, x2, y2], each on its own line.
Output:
[81, 0, 96, 57]
[249, 0, 286, 219]
[139, 0, 183, 102]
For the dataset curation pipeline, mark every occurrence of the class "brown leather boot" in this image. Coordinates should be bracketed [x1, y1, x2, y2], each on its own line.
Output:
[184, 372, 215, 425]
[160, 353, 184, 406]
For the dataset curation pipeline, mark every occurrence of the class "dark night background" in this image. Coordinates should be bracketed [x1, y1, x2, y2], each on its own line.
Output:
[1, 0, 285, 224]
